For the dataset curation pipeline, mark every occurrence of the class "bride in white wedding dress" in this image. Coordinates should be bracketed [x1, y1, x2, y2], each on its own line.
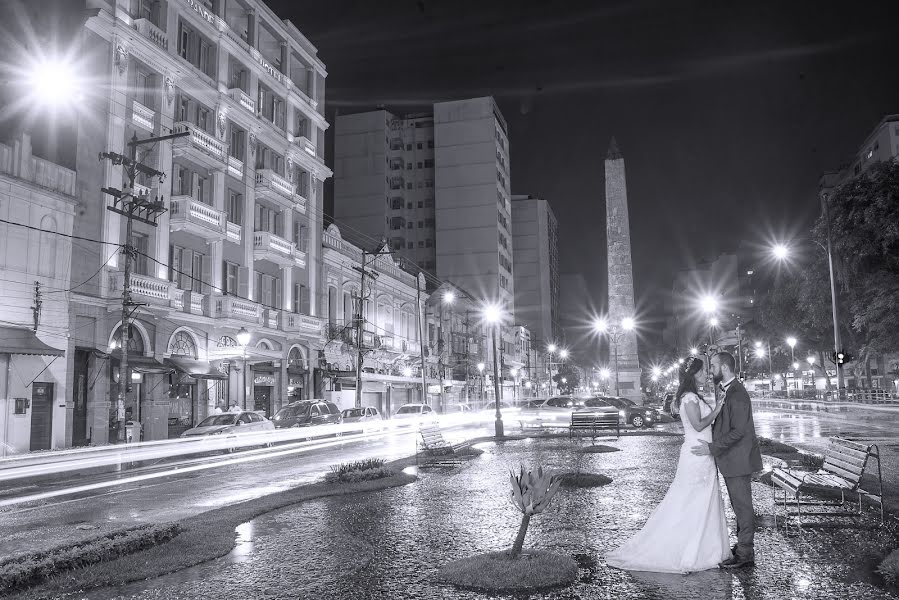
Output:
[605, 355, 732, 574]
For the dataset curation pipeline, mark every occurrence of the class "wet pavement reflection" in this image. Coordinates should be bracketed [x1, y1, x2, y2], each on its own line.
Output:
[81, 434, 899, 600]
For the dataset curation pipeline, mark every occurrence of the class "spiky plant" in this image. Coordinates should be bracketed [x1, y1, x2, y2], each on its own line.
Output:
[508, 465, 562, 558]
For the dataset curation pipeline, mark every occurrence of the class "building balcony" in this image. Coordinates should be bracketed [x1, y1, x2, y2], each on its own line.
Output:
[131, 99, 155, 132]
[172, 122, 227, 169]
[133, 18, 168, 51]
[108, 271, 173, 308]
[254, 169, 296, 209]
[211, 295, 261, 323]
[253, 231, 299, 267]
[226, 221, 241, 244]
[169, 196, 227, 241]
[284, 313, 324, 337]
[227, 155, 244, 179]
[228, 87, 256, 115]
[295, 135, 316, 158]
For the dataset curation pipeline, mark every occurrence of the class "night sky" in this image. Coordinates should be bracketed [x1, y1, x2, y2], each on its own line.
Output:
[277, 0, 899, 345]
[8, 0, 899, 351]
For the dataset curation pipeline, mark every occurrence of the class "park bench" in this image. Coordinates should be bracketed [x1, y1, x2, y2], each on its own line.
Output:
[568, 411, 620, 441]
[416, 422, 464, 468]
[771, 437, 884, 529]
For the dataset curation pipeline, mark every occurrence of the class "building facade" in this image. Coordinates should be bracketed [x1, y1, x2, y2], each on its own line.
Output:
[0, 134, 77, 455]
[67, 0, 331, 444]
[333, 110, 437, 271]
[511, 194, 559, 346]
[434, 97, 514, 314]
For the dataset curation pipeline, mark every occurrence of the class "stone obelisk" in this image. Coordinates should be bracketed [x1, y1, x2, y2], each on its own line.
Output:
[604, 137, 643, 403]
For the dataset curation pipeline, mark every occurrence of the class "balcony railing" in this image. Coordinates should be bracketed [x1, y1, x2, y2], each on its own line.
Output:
[254, 169, 294, 201]
[108, 271, 172, 305]
[173, 122, 226, 164]
[213, 295, 261, 323]
[295, 135, 316, 158]
[134, 18, 168, 51]
[285, 313, 324, 335]
[227, 154, 244, 179]
[228, 87, 255, 114]
[132, 183, 152, 198]
[253, 231, 296, 266]
[226, 221, 241, 243]
[131, 99, 155, 131]
[169, 196, 227, 240]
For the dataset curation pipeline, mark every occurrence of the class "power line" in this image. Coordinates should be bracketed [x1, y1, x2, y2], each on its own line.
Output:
[0, 217, 122, 247]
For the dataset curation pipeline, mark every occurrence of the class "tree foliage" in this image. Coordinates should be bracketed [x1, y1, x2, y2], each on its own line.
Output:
[552, 363, 580, 395]
[818, 160, 899, 356]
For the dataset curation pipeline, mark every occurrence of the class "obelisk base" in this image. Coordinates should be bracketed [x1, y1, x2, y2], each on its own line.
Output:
[614, 368, 644, 405]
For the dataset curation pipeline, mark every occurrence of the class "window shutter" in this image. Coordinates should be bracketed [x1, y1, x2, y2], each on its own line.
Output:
[201, 251, 213, 294]
[178, 248, 192, 289]
[274, 277, 282, 309]
[169, 244, 178, 283]
[301, 285, 310, 315]
[238, 266, 249, 299]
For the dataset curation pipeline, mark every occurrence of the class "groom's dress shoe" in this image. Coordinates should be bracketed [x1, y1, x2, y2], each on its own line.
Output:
[720, 556, 755, 569]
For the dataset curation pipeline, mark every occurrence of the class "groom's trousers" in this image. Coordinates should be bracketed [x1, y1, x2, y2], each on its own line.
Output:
[723, 475, 754, 558]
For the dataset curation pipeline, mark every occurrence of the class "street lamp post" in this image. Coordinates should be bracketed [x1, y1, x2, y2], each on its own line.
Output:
[483, 304, 504, 438]
[477, 362, 485, 406]
[787, 336, 797, 397]
[236, 327, 251, 410]
[595, 317, 635, 397]
[773, 235, 845, 396]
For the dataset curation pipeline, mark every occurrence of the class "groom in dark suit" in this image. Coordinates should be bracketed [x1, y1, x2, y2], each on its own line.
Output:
[692, 351, 762, 568]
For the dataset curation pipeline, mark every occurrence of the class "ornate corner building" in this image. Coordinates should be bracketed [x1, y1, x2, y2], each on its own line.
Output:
[67, 0, 332, 445]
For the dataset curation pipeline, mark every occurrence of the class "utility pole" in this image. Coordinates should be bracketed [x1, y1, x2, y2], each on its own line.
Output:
[100, 131, 187, 443]
[352, 250, 373, 409]
[31, 281, 41, 332]
[416, 274, 428, 405]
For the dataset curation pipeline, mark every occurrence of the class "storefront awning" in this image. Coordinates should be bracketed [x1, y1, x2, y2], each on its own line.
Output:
[165, 357, 228, 380]
[0, 326, 65, 356]
[106, 351, 174, 374]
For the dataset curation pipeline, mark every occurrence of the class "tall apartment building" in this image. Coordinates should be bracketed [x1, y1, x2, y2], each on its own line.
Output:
[333, 110, 437, 270]
[0, 134, 76, 455]
[68, 0, 331, 444]
[511, 194, 559, 347]
[334, 97, 513, 314]
[434, 97, 513, 313]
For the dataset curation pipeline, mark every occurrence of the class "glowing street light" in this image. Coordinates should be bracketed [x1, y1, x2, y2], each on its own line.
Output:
[792, 362, 800, 370]
[651, 366, 662, 377]
[547, 343, 557, 353]
[807, 356, 816, 366]
[690, 347, 698, 356]
[700, 296, 718, 314]
[443, 291, 455, 304]
[678, 358, 684, 365]
[772, 243, 789, 260]
[402, 367, 413, 377]
[559, 349, 570, 359]
[709, 317, 719, 327]
[786, 337, 797, 349]
[622, 317, 635, 331]
[600, 368, 611, 379]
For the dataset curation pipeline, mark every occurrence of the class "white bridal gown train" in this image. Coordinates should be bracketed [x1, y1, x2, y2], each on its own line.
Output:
[605, 392, 731, 574]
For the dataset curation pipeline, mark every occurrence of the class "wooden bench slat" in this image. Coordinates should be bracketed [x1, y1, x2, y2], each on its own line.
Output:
[821, 463, 863, 485]
[823, 455, 865, 477]
[831, 440, 870, 459]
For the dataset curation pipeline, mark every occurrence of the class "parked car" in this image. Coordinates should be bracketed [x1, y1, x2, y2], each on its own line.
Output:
[180, 410, 275, 449]
[481, 401, 517, 413]
[341, 406, 383, 432]
[393, 403, 436, 421]
[444, 404, 473, 413]
[584, 396, 658, 428]
[272, 400, 342, 429]
[662, 393, 680, 421]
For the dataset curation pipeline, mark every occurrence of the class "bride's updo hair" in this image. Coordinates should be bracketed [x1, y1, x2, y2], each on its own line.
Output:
[674, 355, 705, 412]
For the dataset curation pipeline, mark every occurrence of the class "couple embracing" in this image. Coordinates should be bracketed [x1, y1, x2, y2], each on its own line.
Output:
[606, 352, 762, 574]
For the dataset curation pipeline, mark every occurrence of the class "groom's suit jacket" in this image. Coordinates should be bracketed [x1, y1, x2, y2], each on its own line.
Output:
[710, 380, 762, 477]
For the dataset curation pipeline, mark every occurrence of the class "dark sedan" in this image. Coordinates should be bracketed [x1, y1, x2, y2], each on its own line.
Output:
[272, 400, 342, 429]
[583, 396, 658, 428]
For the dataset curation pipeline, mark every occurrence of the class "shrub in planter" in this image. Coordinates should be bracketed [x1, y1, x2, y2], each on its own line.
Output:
[326, 458, 395, 483]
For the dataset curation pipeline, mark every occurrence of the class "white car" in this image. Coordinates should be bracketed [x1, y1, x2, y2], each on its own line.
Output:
[393, 404, 436, 421]
[341, 406, 384, 432]
[180, 410, 275, 449]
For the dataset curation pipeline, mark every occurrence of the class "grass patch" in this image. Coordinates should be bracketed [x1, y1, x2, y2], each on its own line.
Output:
[558, 472, 613, 488]
[325, 458, 395, 483]
[9, 473, 416, 599]
[0, 524, 181, 595]
[876, 546, 899, 585]
[575, 444, 620, 454]
[438, 549, 577, 592]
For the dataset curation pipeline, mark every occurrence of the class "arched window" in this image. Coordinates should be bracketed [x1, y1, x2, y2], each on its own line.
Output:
[38, 215, 58, 277]
[169, 331, 198, 358]
[288, 346, 305, 367]
[112, 324, 145, 354]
